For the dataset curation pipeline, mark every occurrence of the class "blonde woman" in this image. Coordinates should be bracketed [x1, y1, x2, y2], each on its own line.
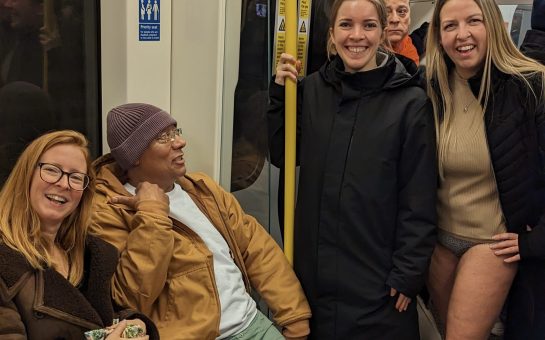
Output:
[269, 0, 437, 337]
[0, 130, 156, 339]
[425, 0, 545, 338]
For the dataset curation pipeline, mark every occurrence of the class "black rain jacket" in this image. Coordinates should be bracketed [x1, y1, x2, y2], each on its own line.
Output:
[268, 53, 437, 339]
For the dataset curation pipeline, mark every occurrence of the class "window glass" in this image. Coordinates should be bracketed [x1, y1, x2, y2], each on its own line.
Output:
[0, 0, 100, 184]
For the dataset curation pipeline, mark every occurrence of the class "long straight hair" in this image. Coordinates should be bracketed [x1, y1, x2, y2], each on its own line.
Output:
[425, 0, 545, 177]
[0, 130, 95, 286]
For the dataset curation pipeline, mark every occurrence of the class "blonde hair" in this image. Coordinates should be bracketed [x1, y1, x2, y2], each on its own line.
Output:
[425, 0, 545, 177]
[0, 130, 95, 286]
[326, 0, 390, 58]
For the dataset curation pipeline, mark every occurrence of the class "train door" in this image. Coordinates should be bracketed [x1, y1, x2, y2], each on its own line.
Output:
[224, 0, 335, 242]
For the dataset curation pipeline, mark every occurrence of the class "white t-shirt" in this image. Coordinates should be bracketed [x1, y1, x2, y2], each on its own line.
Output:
[124, 183, 256, 338]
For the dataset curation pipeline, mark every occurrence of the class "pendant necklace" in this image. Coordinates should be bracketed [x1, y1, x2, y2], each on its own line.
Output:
[462, 98, 475, 113]
[454, 69, 476, 113]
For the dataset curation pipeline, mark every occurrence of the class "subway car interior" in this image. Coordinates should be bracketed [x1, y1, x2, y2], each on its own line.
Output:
[0, 0, 534, 242]
[0, 0, 538, 338]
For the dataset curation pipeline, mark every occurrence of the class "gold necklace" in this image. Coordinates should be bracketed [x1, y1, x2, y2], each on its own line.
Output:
[462, 98, 476, 113]
[454, 69, 476, 112]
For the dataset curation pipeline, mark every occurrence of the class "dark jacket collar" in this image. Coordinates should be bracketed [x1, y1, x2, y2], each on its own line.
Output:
[431, 62, 510, 121]
[320, 52, 423, 101]
[520, 29, 545, 65]
[0, 235, 118, 328]
[466, 64, 511, 99]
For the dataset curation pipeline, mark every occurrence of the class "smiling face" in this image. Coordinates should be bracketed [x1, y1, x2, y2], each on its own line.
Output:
[131, 125, 187, 191]
[439, 0, 487, 79]
[330, 0, 383, 73]
[30, 144, 86, 234]
[386, 0, 410, 47]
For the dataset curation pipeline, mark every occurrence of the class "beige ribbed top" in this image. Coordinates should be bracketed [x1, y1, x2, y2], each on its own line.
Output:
[436, 71, 506, 241]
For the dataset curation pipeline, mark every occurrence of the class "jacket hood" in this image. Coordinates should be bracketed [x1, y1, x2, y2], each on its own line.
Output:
[319, 52, 425, 94]
[93, 153, 132, 198]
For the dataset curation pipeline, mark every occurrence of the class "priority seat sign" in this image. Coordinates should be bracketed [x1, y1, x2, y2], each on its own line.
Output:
[139, 0, 160, 41]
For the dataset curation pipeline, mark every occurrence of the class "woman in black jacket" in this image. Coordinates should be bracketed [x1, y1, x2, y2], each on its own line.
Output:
[0, 130, 158, 340]
[425, 0, 545, 338]
[268, 0, 437, 338]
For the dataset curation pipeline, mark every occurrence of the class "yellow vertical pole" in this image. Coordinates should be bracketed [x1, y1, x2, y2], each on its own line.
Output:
[283, 0, 297, 264]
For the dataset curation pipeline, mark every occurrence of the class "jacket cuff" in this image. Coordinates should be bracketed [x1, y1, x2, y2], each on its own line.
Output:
[386, 274, 420, 298]
[282, 319, 310, 339]
[269, 79, 285, 99]
[518, 231, 531, 259]
[134, 199, 169, 216]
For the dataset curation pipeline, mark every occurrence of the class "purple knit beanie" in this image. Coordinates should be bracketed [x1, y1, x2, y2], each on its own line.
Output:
[107, 103, 177, 170]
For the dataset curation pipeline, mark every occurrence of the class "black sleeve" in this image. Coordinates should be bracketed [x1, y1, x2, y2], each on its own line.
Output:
[267, 78, 304, 168]
[518, 80, 545, 260]
[520, 29, 545, 66]
[386, 98, 438, 297]
[409, 22, 429, 57]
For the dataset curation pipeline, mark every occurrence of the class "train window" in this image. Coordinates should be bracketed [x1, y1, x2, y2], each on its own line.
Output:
[0, 0, 100, 184]
[499, 4, 533, 47]
[230, 0, 333, 225]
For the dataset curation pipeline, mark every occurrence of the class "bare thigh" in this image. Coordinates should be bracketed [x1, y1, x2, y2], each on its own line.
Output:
[446, 244, 518, 340]
[427, 243, 459, 327]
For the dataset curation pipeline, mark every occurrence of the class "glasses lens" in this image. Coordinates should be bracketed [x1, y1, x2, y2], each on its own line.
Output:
[170, 128, 182, 140]
[40, 164, 62, 184]
[69, 173, 90, 190]
[157, 128, 182, 144]
[39, 163, 89, 190]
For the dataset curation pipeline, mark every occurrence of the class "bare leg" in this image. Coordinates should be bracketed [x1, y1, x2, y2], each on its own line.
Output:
[445, 244, 517, 340]
[427, 243, 459, 328]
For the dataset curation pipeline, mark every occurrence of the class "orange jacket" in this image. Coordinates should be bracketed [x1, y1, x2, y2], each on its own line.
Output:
[91, 154, 311, 340]
[393, 35, 419, 66]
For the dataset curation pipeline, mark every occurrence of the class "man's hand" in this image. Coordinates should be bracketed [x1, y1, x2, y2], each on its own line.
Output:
[390, 288, 411, 312]
[110, 182, 169, 209]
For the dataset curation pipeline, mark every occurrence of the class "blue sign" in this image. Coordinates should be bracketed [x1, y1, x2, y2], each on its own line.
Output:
[139, 0, 160, 41]
[256, 3, 267, 18]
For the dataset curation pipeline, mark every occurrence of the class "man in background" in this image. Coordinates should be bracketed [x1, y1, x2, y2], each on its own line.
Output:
[386, 0, 420, 66]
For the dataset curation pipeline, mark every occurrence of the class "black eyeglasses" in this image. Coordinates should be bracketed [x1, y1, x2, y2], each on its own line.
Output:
[37, 163, 90, 191]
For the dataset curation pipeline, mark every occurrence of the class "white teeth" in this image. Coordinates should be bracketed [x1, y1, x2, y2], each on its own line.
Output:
[457, 45, 475, 52]
[348, 47, 366, 53]
[46, 194, 67, 204]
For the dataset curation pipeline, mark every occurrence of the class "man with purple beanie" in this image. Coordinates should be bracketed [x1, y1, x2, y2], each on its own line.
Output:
[90, 103, 311, 340]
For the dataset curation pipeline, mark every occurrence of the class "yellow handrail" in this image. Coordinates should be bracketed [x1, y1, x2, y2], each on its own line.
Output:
[283, 0, 297, 265]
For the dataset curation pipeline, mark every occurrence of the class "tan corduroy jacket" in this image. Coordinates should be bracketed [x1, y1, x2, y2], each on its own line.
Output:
[90, 154, 311, 340]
